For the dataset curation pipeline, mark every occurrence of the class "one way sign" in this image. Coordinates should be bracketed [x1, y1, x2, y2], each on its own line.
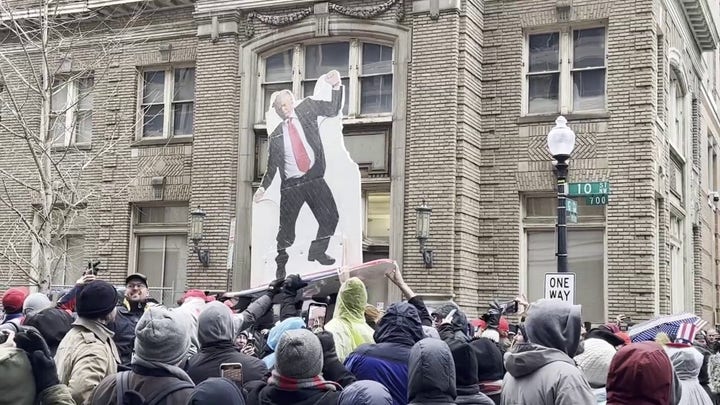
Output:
[544, 273, 575, 304]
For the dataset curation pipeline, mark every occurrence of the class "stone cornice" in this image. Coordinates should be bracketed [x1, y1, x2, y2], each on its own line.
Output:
[0, 0, 194, 22]
[195, 0, 313, 14]
[679, 0, 720, 51]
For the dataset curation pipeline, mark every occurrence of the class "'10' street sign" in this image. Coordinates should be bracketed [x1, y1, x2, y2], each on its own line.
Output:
[568, 181, 609, 196]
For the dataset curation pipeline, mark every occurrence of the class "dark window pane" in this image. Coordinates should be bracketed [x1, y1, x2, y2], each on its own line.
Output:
[138, 206, 188, 224]
[173, 102, 194, 135]
[303, 78, 349, 115]
[573, 28, 605, 69]
[361, 74, 392, 114]
[344, 132, 387, 171]
[265, 50, 294, 82]
[573, 69, 605, 111]
[78, 78, 93, 110]
[528, 33, 559, 73]
[256, 136, 269, 179]
[143, 104, 164, 137]
[528, 73, 559, 114]
[174, 68, 195, 101]
[362, 43, 393, 75]
[143, 71, 165, 104]
[305, 43, 350, 79]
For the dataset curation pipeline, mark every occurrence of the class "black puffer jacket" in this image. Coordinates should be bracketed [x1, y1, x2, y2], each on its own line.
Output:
[111, 301, 145, 366]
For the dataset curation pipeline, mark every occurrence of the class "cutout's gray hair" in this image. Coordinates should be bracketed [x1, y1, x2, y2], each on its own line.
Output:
[273, 90, 294, 109]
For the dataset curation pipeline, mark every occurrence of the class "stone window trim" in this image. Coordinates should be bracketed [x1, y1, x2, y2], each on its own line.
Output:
[236, 19, 408, 298]
[135, 64, 196, 141]
[50, 76, 94, 149]
[521, 23, 608, 116]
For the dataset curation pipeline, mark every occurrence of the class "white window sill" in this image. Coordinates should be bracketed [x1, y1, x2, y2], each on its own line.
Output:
[51, 143, 92, 152]
[131, 136, 194, 147]
[518, 111, 609, 124]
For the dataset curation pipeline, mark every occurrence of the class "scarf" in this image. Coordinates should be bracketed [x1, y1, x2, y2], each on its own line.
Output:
[267, 369, 341, 392]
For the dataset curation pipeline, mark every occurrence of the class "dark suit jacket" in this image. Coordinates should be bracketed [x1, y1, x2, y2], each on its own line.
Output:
[260, 88, 343, 190]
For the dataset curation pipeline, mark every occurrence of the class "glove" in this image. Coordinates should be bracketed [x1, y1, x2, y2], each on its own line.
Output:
[28, 350, 61, 393]
[316, 331, 338, 360]
[14, 328, 51, 357]
[267, 278, 285, 297]
[283, 274, 308, 293]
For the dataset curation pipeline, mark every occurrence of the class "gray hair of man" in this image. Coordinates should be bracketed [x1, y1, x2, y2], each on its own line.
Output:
[273, 90, 295, 113]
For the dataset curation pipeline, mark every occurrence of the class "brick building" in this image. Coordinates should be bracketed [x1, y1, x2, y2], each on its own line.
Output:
[1, 0, 720, 325]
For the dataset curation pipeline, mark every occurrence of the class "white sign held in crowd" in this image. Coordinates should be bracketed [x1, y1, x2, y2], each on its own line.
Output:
[544, 272, 576, 304]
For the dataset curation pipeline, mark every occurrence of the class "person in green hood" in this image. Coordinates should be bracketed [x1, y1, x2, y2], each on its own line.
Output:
[325, 277, 375, 362]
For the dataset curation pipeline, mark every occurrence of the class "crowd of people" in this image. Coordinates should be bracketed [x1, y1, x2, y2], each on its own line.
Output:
[1, 267, 720, 405]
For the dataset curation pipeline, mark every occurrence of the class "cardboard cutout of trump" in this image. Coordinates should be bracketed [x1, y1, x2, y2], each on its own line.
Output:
[251, 70, 362, 287]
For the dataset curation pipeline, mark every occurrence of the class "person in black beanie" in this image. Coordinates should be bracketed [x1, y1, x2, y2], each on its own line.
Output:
[54, 280, 121, 404]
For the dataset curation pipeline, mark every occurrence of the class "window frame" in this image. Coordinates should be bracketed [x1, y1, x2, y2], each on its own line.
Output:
[49, 234, 85, 287]
[51, 76, 94, 148]
[136, 65, 196, 140]
[522, 23, 608, 116]
[255, 39, 395, 124]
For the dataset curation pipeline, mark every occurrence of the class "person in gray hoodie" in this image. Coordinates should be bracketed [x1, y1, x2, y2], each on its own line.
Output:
[501, 299, 595, 405]
[408, 338, 457, 405]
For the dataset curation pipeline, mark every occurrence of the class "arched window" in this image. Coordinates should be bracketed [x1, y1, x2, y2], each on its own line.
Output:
[669, 70, 687, 156]
[258, 41, 394, 120]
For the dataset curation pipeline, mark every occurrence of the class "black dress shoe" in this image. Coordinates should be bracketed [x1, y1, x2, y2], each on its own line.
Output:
[308, 253, 336, 266]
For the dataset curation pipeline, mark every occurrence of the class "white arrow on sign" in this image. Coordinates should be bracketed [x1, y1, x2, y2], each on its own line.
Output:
[544, 272, 576, 304]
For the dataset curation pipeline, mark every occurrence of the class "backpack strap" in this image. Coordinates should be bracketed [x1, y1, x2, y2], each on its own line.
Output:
[143, 379, 194, 405]
[115, 371, 132, 405]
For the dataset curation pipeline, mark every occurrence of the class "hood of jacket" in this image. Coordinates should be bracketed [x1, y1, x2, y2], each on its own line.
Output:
[470, 337, 505, 381]
[338, 380, 392, 405]
[22, 293, 51, 317]
[335, 278, 368, 324]
[198, 301, 234, 347]
[432, 302, 470, 337]
[666, 346, 703, 380]
[0, 348, 35, 405]
[23, 307, 74, 356]
[504, 343, 576, 378]
[374, 302, 424, 346]
[408, 338, 457, 403]
[524, 298, 582, 357]
[606, 342, 673, 405]
[188, 377, 246, 405]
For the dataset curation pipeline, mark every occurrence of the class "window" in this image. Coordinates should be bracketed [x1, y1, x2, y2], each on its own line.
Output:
[668, 71, 687, 155]
[51, 77, 93, 146]
[259, 41, 393, 119]
[670, 157, 684, 201]
[133, 205, 188, 304]
[50, 236, 85, 287]
[140, 67, 195, 138]
[669, 214, 685, 313]
[708, 138, 717, 190]
[525, 27, 606, 114]
[523, 196, 605, 323]
[363, 191, 390, 243]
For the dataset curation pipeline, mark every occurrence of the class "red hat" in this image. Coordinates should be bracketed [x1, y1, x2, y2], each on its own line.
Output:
[499, 317, 510, 333]
[615, 331, 631, 346]
[2, 287, 29, 314]
[181, 289, 213, 303]
[471, 319, 486, 329]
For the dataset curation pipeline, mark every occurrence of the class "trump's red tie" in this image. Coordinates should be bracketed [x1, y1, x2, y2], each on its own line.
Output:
[287, 117, 311, 172]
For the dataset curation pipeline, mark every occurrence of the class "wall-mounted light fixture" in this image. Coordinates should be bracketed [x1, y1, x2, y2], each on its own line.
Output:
[415, 200, 434, 268]
[190, 206, 210, 267]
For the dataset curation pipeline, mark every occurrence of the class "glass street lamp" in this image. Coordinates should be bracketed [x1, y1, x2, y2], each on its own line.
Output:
[415, 200, 434, 268]
[546, 116, 576, 273]
[190, 206, 210, 267]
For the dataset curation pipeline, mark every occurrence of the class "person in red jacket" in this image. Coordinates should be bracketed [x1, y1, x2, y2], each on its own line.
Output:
[606, 341, 673, 405]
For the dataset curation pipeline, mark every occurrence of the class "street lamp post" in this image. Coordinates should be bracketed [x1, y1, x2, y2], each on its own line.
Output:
[546, 116, 576, 273]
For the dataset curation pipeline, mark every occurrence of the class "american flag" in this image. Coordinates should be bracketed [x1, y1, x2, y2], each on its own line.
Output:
[629, 313, 707, 343]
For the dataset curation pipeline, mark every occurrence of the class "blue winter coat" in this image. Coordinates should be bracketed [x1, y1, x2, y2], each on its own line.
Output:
[344, 302, 425, 405]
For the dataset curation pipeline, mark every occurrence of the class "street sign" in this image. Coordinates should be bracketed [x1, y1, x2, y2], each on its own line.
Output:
[544, 272, 576, 303]
[566, 199, 577, 215]
[586, 195, 608, 206]
[568, 181, 610, 197]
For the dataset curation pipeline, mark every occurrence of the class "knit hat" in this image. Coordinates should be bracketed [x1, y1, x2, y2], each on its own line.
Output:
[181, 289, 213, 303]
[275, 328, 323, 379]
[574, 337, 617, 388]
[22, 293, 51, 317]
[134, 306, 191, 365]
[76, 281, 117, 319]
[2, 288, 28, 314]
